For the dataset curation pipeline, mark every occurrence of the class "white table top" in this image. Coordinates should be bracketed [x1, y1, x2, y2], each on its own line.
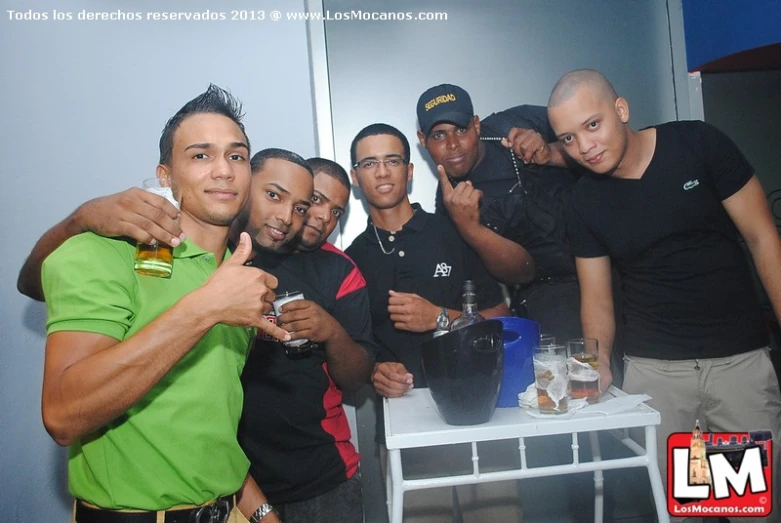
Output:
[384, 387, 660, 450]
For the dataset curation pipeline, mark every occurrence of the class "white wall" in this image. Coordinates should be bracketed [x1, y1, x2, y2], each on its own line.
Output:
[0, 0, 315, 520]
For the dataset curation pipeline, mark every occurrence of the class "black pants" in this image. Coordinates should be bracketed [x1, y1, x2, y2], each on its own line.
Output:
[275, 473, 363, 523]
[512, 279, 582, 344]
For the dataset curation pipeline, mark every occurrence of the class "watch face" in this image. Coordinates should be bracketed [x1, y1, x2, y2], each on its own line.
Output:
[436, 310, 449, 330]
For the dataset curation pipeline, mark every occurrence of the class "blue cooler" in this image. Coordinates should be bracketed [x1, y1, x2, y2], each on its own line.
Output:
[496, 316, 539, 407]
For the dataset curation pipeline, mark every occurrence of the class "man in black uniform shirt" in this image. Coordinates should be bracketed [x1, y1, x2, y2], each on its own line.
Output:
[236, 149, 377, 523]
[416, 84, 581, 345]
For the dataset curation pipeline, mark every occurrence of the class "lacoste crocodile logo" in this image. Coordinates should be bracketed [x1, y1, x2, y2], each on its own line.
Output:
[683, 179, 700, 190]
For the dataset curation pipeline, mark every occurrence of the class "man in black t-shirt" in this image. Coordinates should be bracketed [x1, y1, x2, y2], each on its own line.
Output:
[548, 69, 781, 518]
[236, 150, 377, 523]
[416, 84, 582, 346]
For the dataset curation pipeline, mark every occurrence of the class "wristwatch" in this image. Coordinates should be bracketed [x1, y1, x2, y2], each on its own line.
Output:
[435, 307, 450, 331]
[250, 503, 278, 523]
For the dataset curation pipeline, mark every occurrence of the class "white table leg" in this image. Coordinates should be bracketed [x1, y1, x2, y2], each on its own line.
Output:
[589, 431, 604, 523]
[644, 425, 670, 523]
[385, 448, 393, 521]
[389, 448, 404, 523]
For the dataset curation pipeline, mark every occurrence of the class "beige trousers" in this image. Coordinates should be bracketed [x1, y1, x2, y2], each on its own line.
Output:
[623, 347, 781, 523]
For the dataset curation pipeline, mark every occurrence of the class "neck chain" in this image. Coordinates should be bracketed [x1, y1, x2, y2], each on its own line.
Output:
[372, 222, 396, 255]
[480, 136, 523, 192]
[371, 207, 418, 255]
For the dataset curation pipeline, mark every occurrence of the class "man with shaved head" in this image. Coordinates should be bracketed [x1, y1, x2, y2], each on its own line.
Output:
[548, 68, 781, 518]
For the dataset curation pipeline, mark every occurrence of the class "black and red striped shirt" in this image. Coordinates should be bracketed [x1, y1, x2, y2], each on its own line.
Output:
[239, 243, 378, 504]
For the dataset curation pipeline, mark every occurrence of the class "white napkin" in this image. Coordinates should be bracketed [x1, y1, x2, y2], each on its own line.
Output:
[518, 383, 589, 418]
[576, 394, 652, 416]
[518, 384, 651, 418]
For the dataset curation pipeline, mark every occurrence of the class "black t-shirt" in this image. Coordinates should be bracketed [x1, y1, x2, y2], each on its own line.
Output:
[434, 106, 578, 278]
[567, 120, 767, 359]
[238, 244, 378, 504]
[345, 204, 505, 384]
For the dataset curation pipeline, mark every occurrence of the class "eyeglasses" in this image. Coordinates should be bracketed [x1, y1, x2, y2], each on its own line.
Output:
[353, 157, 407, 170]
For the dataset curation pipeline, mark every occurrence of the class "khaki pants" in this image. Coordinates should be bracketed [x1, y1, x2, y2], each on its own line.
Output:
[623, 347, 781, 523]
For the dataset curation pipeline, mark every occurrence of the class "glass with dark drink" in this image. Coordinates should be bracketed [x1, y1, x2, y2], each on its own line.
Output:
[567, 338, 600, 403]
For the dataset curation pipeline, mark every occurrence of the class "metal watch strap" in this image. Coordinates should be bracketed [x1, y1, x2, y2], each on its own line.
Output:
[436, 306, 450, 330]
[250, 502, 276, 523]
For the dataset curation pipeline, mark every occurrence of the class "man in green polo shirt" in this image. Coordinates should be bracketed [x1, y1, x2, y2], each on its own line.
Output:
[40, 85, 286, 523]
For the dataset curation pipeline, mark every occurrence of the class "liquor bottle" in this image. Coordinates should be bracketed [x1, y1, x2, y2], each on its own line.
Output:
[449, 280, 486, 331]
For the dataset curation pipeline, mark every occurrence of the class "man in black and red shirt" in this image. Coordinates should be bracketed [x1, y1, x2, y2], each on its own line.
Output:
[237, 150, 377, 523]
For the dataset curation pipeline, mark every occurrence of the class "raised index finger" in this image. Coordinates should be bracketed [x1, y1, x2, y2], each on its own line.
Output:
[437, 165, 454, 197]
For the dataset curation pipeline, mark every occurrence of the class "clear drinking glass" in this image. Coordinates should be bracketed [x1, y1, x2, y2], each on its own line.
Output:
[567, 338, 600, 403]
[533, 344, 569, 414]
[134, 177, 178, 278]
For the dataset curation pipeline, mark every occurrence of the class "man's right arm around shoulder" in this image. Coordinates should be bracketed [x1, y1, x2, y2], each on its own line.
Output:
[18, 187, 185, 301]
[42, 233, 289, 446]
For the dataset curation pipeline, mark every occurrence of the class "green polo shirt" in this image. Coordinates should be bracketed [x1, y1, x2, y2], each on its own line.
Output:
[42, 233, 252, 510]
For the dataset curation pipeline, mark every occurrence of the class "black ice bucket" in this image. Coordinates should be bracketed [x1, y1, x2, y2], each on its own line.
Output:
[421, 320, 504, 425]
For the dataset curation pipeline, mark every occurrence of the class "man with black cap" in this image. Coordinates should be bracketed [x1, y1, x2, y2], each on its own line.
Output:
[416, 83, 583, 347]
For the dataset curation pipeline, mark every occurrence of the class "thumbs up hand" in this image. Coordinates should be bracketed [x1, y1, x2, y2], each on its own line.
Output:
[200, 232, 290, 342]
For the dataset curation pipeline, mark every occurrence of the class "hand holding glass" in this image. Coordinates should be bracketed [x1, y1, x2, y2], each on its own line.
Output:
[134, 177, 178, 278]
[567, 338, 600, 403]
[272, 291, 311, 355]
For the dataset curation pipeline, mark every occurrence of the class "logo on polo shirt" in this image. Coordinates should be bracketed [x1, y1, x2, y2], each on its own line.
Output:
[433, 262, 452, 278]
[683, 179, 699, 190]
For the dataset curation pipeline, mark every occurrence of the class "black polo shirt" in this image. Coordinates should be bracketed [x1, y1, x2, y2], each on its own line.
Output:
[345, 204, 505, 384]
[239, 243, 379, 504]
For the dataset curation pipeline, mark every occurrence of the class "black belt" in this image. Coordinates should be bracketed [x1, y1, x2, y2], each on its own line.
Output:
[75, 495, 234, 523]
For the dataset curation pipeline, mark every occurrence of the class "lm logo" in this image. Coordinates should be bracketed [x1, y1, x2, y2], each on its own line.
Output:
[667, 423, 773, 518]
[433, 262, 452, 278]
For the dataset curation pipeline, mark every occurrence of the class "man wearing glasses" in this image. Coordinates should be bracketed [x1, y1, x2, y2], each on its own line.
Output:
[345, 123, 508, 397]
[345, 123, 511, 520]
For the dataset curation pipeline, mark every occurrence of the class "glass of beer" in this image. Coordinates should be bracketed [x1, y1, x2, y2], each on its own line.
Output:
[134, 177, 178, 278]
[567, 338, 600, 403]
[272, 291, 312, 356]
[533, 344, 569, 414]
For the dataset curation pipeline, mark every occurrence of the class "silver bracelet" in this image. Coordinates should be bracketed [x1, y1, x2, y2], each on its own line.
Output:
[250, 502, 277, 523]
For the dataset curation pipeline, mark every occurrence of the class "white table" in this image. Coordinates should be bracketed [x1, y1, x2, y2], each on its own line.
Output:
[383, 387, 669, 523]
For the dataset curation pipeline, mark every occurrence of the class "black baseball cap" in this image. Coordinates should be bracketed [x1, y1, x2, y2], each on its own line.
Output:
[416, 84, 474, 137]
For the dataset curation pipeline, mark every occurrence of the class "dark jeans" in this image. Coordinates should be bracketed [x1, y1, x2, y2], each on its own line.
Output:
[275, 473, 363, 523]
[513, 279, 582, 344]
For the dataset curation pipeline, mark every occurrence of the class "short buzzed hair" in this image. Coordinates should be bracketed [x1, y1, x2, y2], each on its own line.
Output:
[548, 69, 619, 108]
[250, 148, 313, 176]
[307, 157, 351, 196]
